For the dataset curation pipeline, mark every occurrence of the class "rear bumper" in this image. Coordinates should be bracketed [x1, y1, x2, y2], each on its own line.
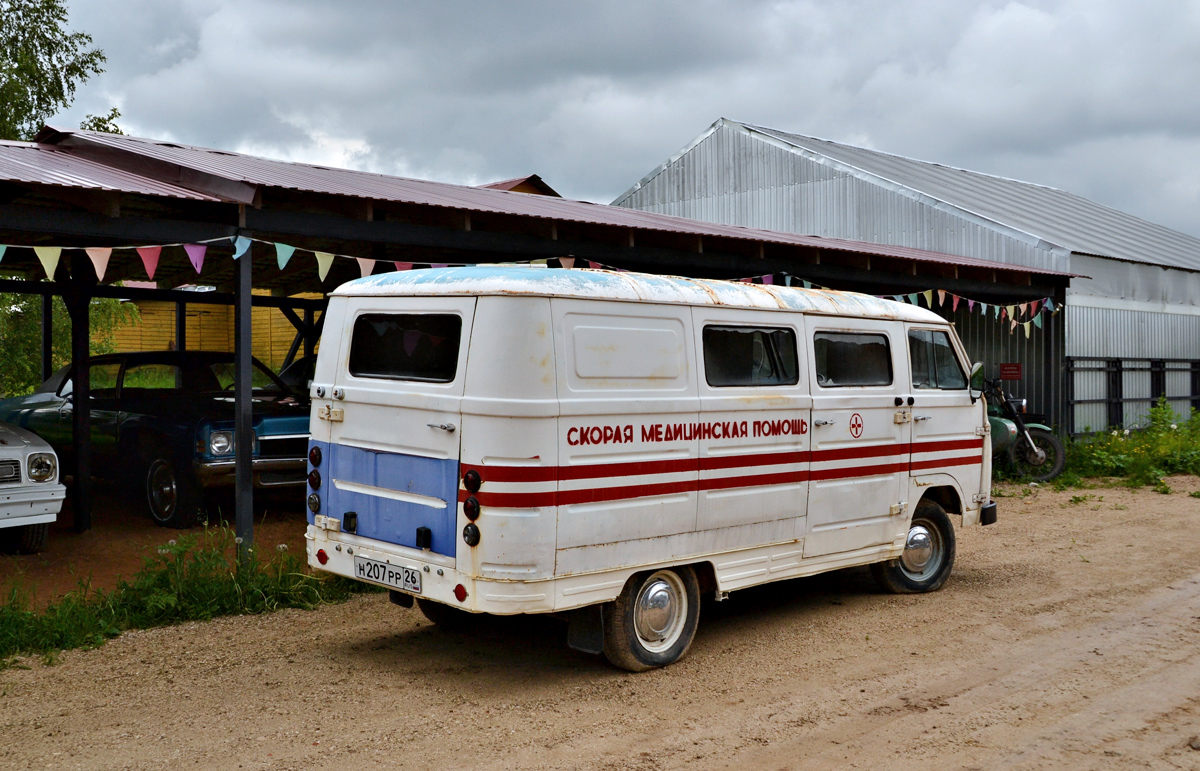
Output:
[193, 458, 306, 489]
[0, 482, 65, 526]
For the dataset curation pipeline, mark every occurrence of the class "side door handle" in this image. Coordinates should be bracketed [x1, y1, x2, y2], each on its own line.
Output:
[427, 422, 457, 432]
[913, 415, 933, 421]
[813, 419, 836, 426]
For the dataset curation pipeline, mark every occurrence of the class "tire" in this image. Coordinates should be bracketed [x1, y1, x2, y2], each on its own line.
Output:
[416, 597, 477, 631]
[602, 566, 700, 672]
[144, 456, 202, 529]
[14, 522, 49, 554]
[871, 500, 956, 594]
[1007, 428, 1065, 482]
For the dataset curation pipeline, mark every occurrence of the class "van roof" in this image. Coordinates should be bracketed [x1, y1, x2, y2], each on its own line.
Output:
[331, 265, 946, 322]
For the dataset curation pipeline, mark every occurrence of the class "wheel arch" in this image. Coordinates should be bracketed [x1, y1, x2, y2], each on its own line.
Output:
[920, 484, 962, 516]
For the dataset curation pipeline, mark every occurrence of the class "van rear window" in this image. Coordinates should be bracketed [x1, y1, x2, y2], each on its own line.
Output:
[703, 326, 799, 387]
[813, 332, 892, 387]
[348, 314, 462, 382]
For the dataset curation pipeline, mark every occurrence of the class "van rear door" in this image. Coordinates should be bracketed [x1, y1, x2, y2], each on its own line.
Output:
[804, 319, 910, 558]
[321, 298, 475, 559]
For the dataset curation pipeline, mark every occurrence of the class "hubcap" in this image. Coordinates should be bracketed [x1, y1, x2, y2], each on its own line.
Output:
[899, 521, 943, 581]
[147, 460, 177, 521]
[633, 571, 687, 653]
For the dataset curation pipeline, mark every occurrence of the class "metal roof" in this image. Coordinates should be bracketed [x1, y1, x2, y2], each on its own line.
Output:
[27, 127, 1072, 279]
[731, 120, 1200, 272]
[0, 141, 222, 201]
[335, 264, 945, 322]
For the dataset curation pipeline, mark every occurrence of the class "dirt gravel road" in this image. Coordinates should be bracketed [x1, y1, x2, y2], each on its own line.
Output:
[2, 478, 1200, 770]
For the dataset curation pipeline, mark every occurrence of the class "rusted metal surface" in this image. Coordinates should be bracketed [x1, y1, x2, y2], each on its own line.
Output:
[0, 141, 222, 201]
[30, 127, 1075, 279]
[335, 264, 943, 323]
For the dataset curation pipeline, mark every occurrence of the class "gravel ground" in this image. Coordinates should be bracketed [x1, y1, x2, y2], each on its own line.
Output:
[2, 477, 1200, 770]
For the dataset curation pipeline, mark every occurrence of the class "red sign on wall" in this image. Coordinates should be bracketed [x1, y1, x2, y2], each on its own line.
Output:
[1000, 363, 1023, 381]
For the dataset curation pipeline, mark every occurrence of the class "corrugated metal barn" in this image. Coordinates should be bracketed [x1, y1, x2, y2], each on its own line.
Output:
[613, 118, 1200, 433]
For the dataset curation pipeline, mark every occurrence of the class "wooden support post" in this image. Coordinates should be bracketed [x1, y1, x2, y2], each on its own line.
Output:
[175, 301, 187, 352]
[65, 253, 94, 533]
[234, 244, 254, 560]
[41, 293, 53, 382]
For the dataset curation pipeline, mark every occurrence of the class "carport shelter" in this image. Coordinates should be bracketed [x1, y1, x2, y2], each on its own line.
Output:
[0, 127, 1074, 549]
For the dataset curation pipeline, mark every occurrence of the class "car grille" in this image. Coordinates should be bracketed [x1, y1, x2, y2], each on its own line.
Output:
[0, 459, 20, 484]
[258, 435, 308, 459]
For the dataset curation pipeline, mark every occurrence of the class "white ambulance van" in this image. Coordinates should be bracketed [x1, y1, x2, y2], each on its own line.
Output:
[305, 266, 997, 671]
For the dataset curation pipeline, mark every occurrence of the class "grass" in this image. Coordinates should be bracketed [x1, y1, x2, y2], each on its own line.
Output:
[0, 527, 380, 670]
[1063, 399, 1200, 488]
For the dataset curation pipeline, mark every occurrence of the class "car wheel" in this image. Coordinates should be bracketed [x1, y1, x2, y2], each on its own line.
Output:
[415, 597, 477, 631]
[603, 566, 700, 672]
[14, 522, 49, 554]
[145, 456, 201, 529]
[871, 499, 956, 594]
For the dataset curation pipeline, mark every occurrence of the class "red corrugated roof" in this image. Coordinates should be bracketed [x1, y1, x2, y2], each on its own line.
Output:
[29, 128, 1075, 277]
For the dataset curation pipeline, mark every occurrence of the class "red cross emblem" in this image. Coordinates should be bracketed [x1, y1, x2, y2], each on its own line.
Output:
[849, 413, 864, 438]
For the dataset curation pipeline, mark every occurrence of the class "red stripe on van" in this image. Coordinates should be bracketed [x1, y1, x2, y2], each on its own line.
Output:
[911, 438, 984, 454]
[809, 462, 910, 481]
[910, 454, 983, 472]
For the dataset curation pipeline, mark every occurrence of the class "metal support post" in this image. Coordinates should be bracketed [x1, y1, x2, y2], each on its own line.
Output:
[233, 246, 254, 560]
[65, 254, 93, 532]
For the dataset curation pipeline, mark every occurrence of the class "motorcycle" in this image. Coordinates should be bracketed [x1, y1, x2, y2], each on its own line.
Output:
[983, 378, 1065, 482]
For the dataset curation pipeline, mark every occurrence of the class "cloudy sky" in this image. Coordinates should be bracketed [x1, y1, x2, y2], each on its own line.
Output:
[55, 0, 1200, 238]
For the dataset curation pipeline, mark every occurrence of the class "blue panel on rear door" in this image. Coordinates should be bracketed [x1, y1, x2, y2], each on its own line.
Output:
[318, 440, 458, 557]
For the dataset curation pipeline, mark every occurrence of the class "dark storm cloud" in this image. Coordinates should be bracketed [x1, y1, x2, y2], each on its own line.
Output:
[57, 0, 1200, 237]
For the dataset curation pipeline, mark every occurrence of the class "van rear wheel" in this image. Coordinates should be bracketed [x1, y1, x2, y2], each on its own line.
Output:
[870, 500, 956, 594]
[603, 566, 700, 672]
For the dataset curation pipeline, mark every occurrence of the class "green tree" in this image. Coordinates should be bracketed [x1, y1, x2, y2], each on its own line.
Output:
[0, 293, 139, 398]
[0, 0, 107, 141]
[79, 106, 121, 134]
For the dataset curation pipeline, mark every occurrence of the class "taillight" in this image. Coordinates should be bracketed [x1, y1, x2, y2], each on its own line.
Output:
[308, 469, 321, 490]
[316, 549, 328, 565]
[307, 493, 320, 513]
[453, 584, 468, 602]
[463, 469, 481, 493]
[309, 445, 322, 466]
[463, 496, 480, 521]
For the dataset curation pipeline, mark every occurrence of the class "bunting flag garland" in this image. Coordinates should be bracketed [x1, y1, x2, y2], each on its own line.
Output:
[1045, 298, 1056, 312]
[274, 243, 294, 270]
[314, 251, 335, 281]
[908, 293, 919, 305]
[967, 299, 974, 312]
[33, 246, 61, 279]
[184, 244, 206, 274]
[231, 236, 252, 260]
[951, 294, 959, 312]
[802, 280, 812, 289]
[394, 261, 412, 271]
[1023, 322, 1031, 338]
[85, 247, 111, 281]
[356, 258, 375, 278]
[0, 245, 6, 263]
[136, 246, 162, 280]
[1033, 313, 1043, 329]
[937, 289, 946, 306]
[921, 290, 932, 307]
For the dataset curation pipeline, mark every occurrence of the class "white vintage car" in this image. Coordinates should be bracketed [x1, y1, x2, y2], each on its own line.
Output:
[0, 422, 65, 554]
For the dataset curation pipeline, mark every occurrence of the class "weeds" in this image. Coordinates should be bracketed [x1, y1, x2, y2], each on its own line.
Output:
[0, 527, 379, 670]
[1064, 399, 1200, 487]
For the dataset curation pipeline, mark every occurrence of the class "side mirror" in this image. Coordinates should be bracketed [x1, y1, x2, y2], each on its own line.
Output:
[969, 362, 985, 403]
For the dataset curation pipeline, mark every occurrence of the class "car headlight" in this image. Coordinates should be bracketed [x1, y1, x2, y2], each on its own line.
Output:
[27, 453, 57, 482]
[209, 431, 234, 456]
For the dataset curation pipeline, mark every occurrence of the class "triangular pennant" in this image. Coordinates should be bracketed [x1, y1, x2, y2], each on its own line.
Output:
[34, 246, 61, 279]
[274, 243, 295, 270]
[559, 257, 576, 269]
[314, 251, 334, 281]
[908, 293, 919, 305]
[393, 261, 413, 271]
[993, 305, 1000, 319]
[802, 280, 812, 289]
[979, 302, 986, 315]
[1044, 298, 1056, 312]
[356, 258, 375, 278]
[1006, 305, 1016, 319]
[1033, 312, 1043, 329]
[232, 236, 252, 260]
[762, 274, 774, 285]
[967, 299, 975, 312]
[1023, 322, 1031, 338]
[184, 244, 206, 274]
[136, 246, 162, 280]
[0, 245, 6, 263]
[1010, 318, 1017, 332]
[1001, 308, 1008, 321]
[937, 289, 946, 306]
[1020, 303, 1029, 317]
[85, 247, 111, 281]
[951, 294, 960, 312]
[922, 290, 933, 307]
[893, 295, 904, 302]
[530, 258, 548, 266]
[784, 275, 792, 287]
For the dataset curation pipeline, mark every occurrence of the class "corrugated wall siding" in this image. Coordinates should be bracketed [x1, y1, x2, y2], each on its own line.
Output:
[621, 126, 1061, 271]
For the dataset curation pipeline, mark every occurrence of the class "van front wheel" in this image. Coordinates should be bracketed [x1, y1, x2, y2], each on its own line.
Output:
[870, 500, 956, 594]
[603, 566, 700, 672]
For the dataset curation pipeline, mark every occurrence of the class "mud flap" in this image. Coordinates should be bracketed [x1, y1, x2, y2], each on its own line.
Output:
[567, 604, 605, 655]
[981, 502, 998, 526]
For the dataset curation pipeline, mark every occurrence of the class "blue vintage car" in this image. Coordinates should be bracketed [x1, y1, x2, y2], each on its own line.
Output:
[0, 351, 310, 528]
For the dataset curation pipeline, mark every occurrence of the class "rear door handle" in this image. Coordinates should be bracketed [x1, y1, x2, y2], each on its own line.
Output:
[813, 419, 836, 426]
[427, 422, 457, 432]
[914, 415, 933, 421]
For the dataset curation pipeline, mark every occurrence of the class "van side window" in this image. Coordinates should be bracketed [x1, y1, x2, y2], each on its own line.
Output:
[813, 332, 892, 387]
[703, 326, 798, 387]
[348, 314, 462, 382]
[909, 330, 967, 389]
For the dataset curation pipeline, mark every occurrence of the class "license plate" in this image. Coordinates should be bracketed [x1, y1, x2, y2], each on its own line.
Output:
[353, 556, 422, 594]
